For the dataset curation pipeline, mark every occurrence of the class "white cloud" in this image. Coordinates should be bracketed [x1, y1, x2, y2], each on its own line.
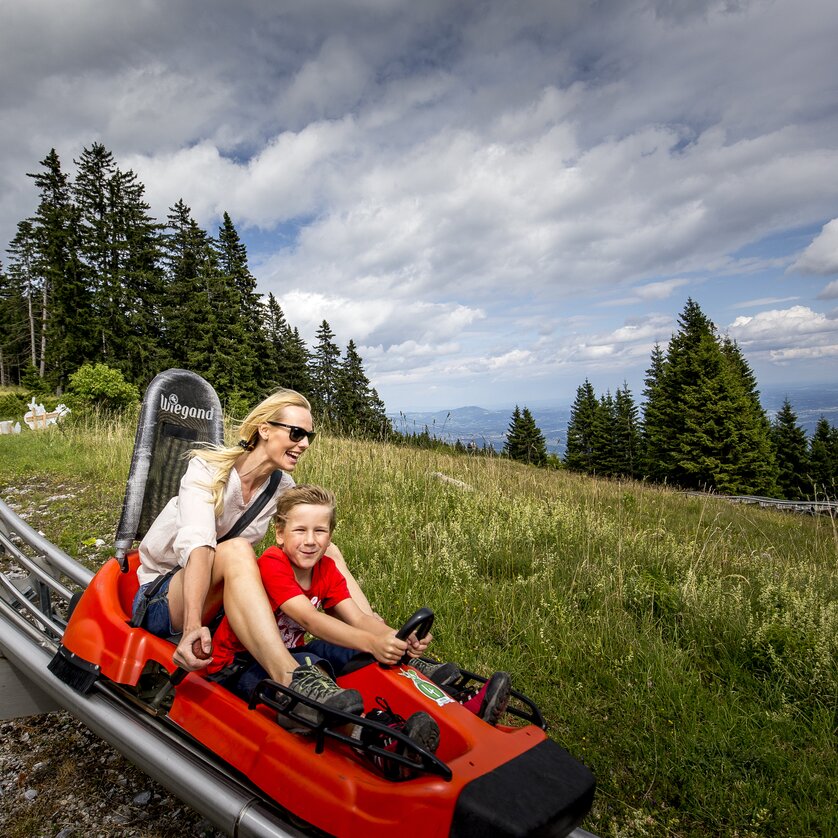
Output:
[819, 280, 838, 300]
[790, 219, 838, 276]
[727, 305, 838, 362]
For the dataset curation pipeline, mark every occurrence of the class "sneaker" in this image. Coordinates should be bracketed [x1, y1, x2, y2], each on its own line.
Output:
[276, 663, 363, 732]
[461, 671, 511, 725]
[361, 698, 440, 780]
[409, 657, 460, 686]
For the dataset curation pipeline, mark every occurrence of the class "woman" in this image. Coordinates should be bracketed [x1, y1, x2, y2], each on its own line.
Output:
[132, 388, 368, 715]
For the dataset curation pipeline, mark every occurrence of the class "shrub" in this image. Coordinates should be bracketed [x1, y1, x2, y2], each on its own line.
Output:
[67, 364, 140, 412]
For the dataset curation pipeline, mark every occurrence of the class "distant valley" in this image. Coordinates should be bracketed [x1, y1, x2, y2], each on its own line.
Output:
[390, 384, 838, 458]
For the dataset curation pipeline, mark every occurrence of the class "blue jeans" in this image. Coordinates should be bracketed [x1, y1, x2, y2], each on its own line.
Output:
[228, 639, 361, 699]
[131, 573, 177, 638]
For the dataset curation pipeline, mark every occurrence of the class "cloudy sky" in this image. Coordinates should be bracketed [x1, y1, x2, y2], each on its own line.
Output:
[2, 0, 837, 410]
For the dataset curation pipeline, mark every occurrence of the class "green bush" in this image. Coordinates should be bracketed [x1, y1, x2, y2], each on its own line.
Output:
[67, 364, 139, 411]
[0, 393, 29, 422]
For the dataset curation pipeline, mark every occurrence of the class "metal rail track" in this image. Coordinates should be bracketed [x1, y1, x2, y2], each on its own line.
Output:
[0, 495, 597, 838]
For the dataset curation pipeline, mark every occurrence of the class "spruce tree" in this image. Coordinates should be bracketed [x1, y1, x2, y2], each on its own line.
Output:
[73, 143, 166, 384]
[310, 320, 341, 424]
[590, 391, 618, 475]
[505, 406, 547, 465]
[215, 213, 264, 398]
[640, 343, 669, 480]
[27, 149, 93, 391]
[334, 339, 386, 436]
[807, 417, 837, 498]
[718, 338, 778, 495]
[282, 327, 313, 396]
[640, 299, 778, 494]
[504, 406, 525, 460]
[614, 383, 641, 478]
[0, 260, 27, 385]
[4, 221, 41, 378]
[564, 380, 599, 472]
[263, 293, 290, 387]
[770, 399, 809, 499]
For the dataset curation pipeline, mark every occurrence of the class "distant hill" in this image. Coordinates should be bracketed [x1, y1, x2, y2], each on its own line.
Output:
[389, 383, 838, 459]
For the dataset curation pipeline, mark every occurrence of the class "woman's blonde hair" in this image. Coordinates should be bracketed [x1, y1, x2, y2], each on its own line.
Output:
[274, 485, 337, 534]
[190, 388, 312, 514]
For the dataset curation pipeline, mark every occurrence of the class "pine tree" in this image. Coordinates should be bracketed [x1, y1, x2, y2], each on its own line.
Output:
[614, 383, 641, 478]
[504, 406, 547, 465]
[215, 213, 265, 398]
[590, 391, 618, 475]
[263, 293, 290, 388]
[564, 380, 599, 472]
[334, 339, 387, 436]
[159, 199, 253, 402]
[640, 343, 670, 480]
[770, 399, 809, 500]
[4, 222, 42, 382]
[639, 299, 778, 494]
[73, 143, 166, 384]
[310, 320, 342, 424]
[282, 327, 313, 396]
[807, 417, 837, 498]
[718, 338, 778, 495]
[0, 260, 27, 385]
[27, 149, 92, 391]
[504, 406, 524, 459]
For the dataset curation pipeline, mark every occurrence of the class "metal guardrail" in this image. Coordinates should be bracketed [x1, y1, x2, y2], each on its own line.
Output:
[684, 491, 837, 515]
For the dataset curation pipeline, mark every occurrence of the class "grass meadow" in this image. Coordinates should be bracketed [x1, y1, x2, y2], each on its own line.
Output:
[1, 411, 836, 837]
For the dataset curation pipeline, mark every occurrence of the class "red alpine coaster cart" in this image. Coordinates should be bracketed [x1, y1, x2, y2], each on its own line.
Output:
[49, 369, 596, 837]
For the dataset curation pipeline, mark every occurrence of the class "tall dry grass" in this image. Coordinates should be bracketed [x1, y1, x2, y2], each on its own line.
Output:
[1, 419, 836, 836]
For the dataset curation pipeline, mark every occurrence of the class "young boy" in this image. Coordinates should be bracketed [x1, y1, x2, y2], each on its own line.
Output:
[208, 485, 441, 760]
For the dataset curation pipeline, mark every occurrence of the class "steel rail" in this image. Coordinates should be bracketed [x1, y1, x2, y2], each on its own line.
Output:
[0, 496, 94, 588]
[0, 528, 77, 601]
[0, 614, 304, 838]
[0, 495, 597, 838]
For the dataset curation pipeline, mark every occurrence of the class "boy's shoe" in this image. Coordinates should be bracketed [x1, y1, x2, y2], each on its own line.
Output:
[409, 657, 460, 686]
[361, 699, 440, 780]
[462, 671, 511, 726]
[276, 663, 363, 732]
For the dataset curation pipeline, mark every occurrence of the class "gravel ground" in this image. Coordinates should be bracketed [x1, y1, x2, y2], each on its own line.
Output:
[1, 710, 225, 837]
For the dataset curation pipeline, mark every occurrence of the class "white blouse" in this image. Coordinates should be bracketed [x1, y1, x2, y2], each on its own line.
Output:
[136, 456, 294, 587]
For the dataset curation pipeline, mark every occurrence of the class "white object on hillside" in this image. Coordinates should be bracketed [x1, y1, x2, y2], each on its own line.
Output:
[23, 398, 71, 430]
[0, 420, 21, 435]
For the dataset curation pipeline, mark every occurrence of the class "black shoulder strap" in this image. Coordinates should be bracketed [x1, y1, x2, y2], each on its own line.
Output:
[218, 470, 283, 544]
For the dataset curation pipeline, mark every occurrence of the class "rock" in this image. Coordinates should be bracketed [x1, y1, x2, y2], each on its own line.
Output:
[133, 789, 152, 806]
[24, 788, 38, 801]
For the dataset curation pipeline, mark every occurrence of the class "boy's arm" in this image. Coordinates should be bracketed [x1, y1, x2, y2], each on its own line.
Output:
[280, 594, 407, 665]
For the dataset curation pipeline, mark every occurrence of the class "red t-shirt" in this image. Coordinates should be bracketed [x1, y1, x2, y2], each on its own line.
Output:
[208, 545, 351, 673]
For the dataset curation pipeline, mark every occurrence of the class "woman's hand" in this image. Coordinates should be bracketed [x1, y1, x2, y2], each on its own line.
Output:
[173, 626, 213, 670]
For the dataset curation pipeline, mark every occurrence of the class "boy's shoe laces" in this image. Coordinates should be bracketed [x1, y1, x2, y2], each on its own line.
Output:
[276, 662, 363, 732]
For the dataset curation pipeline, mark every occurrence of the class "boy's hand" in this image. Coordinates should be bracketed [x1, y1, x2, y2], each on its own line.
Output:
[174, 626, 213, 670]
[406, 629, 432, 658]
[369, 630, 408, 665]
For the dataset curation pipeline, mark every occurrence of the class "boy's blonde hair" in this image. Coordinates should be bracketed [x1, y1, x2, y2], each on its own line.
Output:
[189, 388, 312, 515]
[275, 485, 337, 534]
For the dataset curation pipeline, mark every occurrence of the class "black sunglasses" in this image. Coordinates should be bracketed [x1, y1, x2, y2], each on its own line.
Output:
[266, 421, 317, 443]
